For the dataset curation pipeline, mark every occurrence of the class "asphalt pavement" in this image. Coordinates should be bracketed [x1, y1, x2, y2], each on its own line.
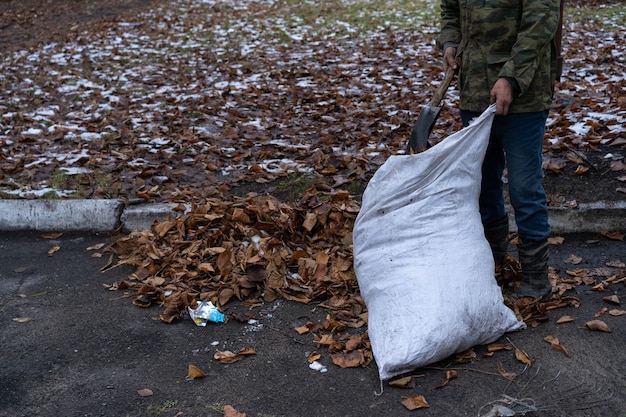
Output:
[0, 199, 624, 417]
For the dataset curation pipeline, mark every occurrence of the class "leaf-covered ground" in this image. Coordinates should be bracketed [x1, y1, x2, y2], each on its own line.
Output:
[1, 0, 624, 378]
[0, 0, 624, 204]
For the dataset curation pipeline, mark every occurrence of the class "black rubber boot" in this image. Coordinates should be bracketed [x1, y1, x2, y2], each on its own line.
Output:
[512, 239, 552, 299]
[483, 217, 510, 266]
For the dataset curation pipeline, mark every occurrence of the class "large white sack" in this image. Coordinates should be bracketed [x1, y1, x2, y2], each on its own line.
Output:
[353, 104, 525, 381]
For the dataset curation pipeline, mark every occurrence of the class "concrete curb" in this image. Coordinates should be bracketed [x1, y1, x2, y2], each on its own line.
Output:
[0, 200, 184, 233]
[1, 199, 625, 234]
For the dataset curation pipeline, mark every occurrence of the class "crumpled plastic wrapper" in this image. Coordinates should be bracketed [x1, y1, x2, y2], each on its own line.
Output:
[188, 301, 225, 326]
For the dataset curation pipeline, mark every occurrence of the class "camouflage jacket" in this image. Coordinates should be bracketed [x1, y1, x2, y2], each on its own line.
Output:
[437, 0, 560, 113]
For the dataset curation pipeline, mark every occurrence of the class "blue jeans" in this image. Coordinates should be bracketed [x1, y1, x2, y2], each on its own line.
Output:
[461, 110, 551, 243]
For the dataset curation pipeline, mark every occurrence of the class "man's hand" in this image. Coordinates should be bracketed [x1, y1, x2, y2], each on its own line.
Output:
[490, 78, 513, 115]
[443, 46, 458, 71]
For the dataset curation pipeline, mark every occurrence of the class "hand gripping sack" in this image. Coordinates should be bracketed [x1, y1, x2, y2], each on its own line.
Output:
[353, 105, 525, 381]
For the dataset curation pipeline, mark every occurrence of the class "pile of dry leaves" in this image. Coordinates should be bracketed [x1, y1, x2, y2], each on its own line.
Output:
[105, 188, 372, 366]
[104, 188, 625, 373]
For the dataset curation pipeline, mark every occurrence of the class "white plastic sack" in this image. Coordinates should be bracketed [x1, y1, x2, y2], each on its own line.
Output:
[353, 104, 525, 381]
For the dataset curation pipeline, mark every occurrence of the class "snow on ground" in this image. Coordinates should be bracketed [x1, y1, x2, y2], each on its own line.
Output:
[0, 0, 624, 199]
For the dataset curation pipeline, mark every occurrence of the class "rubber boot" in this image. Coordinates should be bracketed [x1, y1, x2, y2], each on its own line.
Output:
[483, 217, 510, 266]
[512, 239, 552, 299]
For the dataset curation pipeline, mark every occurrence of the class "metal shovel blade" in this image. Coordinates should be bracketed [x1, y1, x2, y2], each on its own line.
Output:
[406, 66, 456, 154]
[406, 105, 442, 153]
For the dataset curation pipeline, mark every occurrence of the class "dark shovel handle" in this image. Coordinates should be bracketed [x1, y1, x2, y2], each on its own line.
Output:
[406, 67, 457, 154]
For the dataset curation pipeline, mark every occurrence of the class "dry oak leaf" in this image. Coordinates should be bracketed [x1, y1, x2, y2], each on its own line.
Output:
[548, 236, 565, 245]
[609, 309, 625, 316]
[600, 231, 625, 241]
[515, 348, 532, 365]
[307, 351, 321, 364]
[435, 370, 458, 389]
[12, 317, 33, 323]
[137, 388, 153, 397]
[543, 335, 570, 357]
[565, 254, 583, 265]
[48, 246, 61, 256]
[574, 165, 589, 175]
[302, 212, 317, 231]
[487, 342, 513, 352]
[401, 395, 430, 411]
[454, 348, 476, 363]
[187, 364, 206, 380]
[388, 376, 418, 389]
[585, 320, 612, 333]
[41, 232, 63, 239]
[86, 243, 105, 251]
[594, 307, 608, 318]
[556, 315, 575, 324]
[294, 324, 310, 335]
[214, 347, 256, 364]
[497, 363, 517, 381]
[223, 405, 246, 417]
[602, 295, 621, 305]
[331, 350, 366, 368]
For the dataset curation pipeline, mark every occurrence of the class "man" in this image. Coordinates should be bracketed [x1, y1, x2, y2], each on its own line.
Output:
[437, 0, 561, 299]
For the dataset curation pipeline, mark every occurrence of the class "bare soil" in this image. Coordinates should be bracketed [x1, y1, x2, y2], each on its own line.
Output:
[0, 0, 164, 53]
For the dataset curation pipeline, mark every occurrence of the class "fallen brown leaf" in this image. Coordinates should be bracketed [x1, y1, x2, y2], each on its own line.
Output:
[574, 165, 589, 175]
[602, 295, 620, 305]
[302, 212, 317, 231]
[585, 319, 612, 333]
[223, 405, 246, 417]
[565, 254, 583, 265]
[388, 376, 417, 389]
[543, 335, 570, 357]
[487, 342, 512, 352]
[214, 348, 256, 364]
[401, 395, 430, 410]
[497, 363, 517, 381]
[187, 364, 205, 379]
[294, 324, 310, 335]
[137, 388, 153, 397]
[548, 236, 565, 244]
[12, 317, 33, 323]
[434, 370, 458, 389]
[331, 350, 365, 368]
[594, 307, 608, 317]
[515, 348, 532, 365]
[454, 348, 476, 363]
[600, 231, 625, 241]
[86, 243, 105, 251]
[556, 315, 575, 324]
[307, 351, 321, 363]
[41, 232, 63, 239]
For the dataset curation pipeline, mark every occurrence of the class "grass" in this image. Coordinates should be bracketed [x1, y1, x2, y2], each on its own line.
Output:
[273, 172, 322, 199]
[42, 168, 115, 199]
[268, 0, 437, 33]
[204, 402, 224, 412]
[146, 400, 179, 414]
[214, 0, 437, 45]
[565, 3, 625, 24]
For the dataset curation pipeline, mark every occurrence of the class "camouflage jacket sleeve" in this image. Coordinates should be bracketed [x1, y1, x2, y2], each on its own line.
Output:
[498, 0, 560, 94]
[437, 0, 461, 49]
